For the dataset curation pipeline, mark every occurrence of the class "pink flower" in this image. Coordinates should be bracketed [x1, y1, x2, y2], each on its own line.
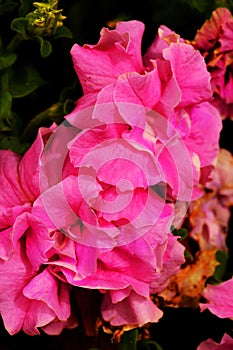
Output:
[0, 20, 223, 333]
[197, 334, 233, 350]
[188, 148, 233, 251]
[33, 118, 186, 326]
[0, 127, 77, 335]
[32, 20, 222, 328]
[200, 278, 233, 319]
[0, 215, 75, 335]
[69, 20, 222, 198]
[193, 8, 233, 119]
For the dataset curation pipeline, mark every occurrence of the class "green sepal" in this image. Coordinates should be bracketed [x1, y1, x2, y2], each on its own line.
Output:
[11, 17, 29, 38]
[0, 135, 29, 154]
[9, 63, 45, 98]
[171, 226, 188, 240]
[35, 36, 52, 58]
[118, 329, 138, 350]
[51, 25, 73, 40]
[0, 53, 17, 71]
[206, 250, 229, 285]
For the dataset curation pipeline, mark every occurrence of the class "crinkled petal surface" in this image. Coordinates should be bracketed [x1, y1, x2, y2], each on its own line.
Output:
[200, 278, 233, 318]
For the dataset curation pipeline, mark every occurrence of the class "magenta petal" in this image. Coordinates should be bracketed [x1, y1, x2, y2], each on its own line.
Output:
[0, 227, 13, 261]
[70, 21, 144, 94]
[21, 301, 56, 335]
[0, 150, 26, 209]
[101, 290, 163, 326]
[23, 269, 71, 321]
[12, 213, 53, 269]
[0, 241, 37, 335]
[200, 278, 233, 318]
[114, 66, 161, 109]
[197, 334, 233, 350]
[19, 127, 52, 201]
[41, 315, 78, 335]
[163, 43, 212, 106]
[75, 244, 99, 276]
[185, 102, 222, 167]
[144, 25, 183, 65]
[194, 7, 232, 50]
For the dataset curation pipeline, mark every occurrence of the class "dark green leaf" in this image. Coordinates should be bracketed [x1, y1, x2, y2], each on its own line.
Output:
[9, 64, 45, 98]
[119, 329, 138, 350]
[189, 0, 211, 13]
[0, 135, 29, 154]
[184, 249, 194, 261]
[0, 2, 18, 15]
[171, 226, 188, 240]
[206, 250, 229, 285]
[51, 25, 73, 40]
[35, 36, 52, 58]
[0, 53, 17, 71]
[11, 18, 28, 38]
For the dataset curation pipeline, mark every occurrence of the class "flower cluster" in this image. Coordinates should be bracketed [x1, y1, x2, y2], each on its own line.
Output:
[0, 19, 222, 338]
[152, 148, 233, 310]
[188, 148, 233, 252]
[192, 7, 233, 119]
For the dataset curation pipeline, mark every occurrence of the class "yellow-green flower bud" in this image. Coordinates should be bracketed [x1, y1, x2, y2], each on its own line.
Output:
[26, 0, 66, 37]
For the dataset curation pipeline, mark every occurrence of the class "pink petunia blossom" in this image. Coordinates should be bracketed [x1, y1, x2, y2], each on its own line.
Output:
[0, 127, 78, 335]
[69, 20, 222, 199]
[32, 20, 222, 328]
[0, 20, 223, 333]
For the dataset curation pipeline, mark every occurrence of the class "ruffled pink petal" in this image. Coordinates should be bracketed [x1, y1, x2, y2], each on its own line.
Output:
[0, 241, 37, 334]
[0, 227, 13, 261]
[197, 333, 233, 350]
[12, 213, 53, 270]
[184, 102, 222, 168]
[220, 18, 233, 52]
[101, 290, 163, 326]
[0, 150, 27, 209]
[163, 43, 212, 106]
[114, 66, 161, 109]
[150, 234, 185, 293]
[70, 20, 144, 94]
[23, 269, 71, 321]
[194, 7, 232, 50]
[19, 127, 53, 202]
[144, 25, 183, 66]
[200, 278, 233, 318]
[41, 314, 78, 335]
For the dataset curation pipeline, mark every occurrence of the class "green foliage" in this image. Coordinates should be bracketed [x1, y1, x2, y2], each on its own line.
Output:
[171, 226, 188, 240]
[119, 329, 138, 350]
[182, 0, 233, 16]
[9, 63, 45, 98]
[206, 250, 229, 285]
[35, 35, 52, 57]
[0, 0, 74, 151]
[0, 53, 17, 70]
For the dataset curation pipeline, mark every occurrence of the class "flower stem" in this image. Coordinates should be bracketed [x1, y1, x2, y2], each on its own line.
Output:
[6, 33, 23, 53]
